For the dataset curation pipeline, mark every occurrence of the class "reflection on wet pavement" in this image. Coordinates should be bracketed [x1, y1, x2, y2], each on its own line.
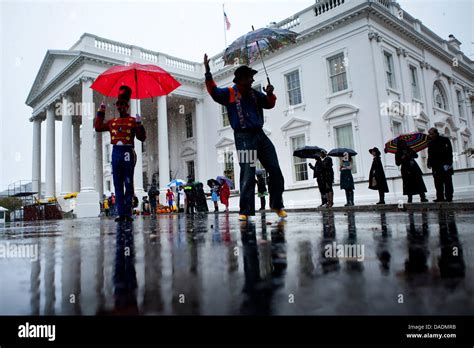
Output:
[0, 211, 473, 315]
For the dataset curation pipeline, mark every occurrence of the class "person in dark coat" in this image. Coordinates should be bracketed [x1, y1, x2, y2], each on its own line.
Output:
[195, 182, 209, 213]
[395, 139, 428, 203]
[339, 153, 355, 206]
[321, 151, 334, 207]
[184, 177, 197, 214]
[255, 173, 268, 210]
[147, 182, 158, 216]
[308, 156, 327, 207]
[368, 147, 389, 204]
[427, 128, 454, 202]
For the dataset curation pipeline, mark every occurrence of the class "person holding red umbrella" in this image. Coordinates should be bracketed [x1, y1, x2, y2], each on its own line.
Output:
[94, 85, 146, 222]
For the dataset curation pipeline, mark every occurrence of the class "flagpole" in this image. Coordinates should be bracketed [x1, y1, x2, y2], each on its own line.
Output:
[223, 3, 227, 48]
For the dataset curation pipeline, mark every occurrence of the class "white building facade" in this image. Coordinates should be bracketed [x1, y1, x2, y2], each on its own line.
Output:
[26, 0, 474, 216]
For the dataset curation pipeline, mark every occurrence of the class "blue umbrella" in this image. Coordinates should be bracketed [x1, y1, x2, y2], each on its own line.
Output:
[216, 176, 233, 187]
[166, 179, 185, 187]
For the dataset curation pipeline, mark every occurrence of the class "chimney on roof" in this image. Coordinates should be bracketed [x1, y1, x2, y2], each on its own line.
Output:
[447, 34, 462, 51]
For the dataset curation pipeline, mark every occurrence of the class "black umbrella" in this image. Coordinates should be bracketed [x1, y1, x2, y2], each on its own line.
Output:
[207, 179, 219, 187]
[328, 148, 358, 157]
[293, 146, 326, 159]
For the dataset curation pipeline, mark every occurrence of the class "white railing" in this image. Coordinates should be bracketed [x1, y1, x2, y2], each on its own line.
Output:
[212, 56, 225, 70]
[140, 50, 158, 63]
[376, 0, 391, 8]
[94, 39, 131, 56]
[277, 16, 301, 30]
[165, 57, 196, 71]
[314, 0, 345, 16]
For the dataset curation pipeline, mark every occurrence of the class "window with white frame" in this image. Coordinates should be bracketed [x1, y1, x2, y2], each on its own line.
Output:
[223, 152, 235, 188]
[106, 180, 111, 192]
[291, 135, 308, 181]
[327, 53, 348, 93]
[221, 105, 230, 127]
[285, 70, 302, 105]
[335, 124, 357, 173]
[185, 113, 193, 138]
[456, 90, 464, 118]
[409, 65, 421, 100]
[186, 160, 195, 180]
[392, 120, 403, 137]
[433, 82, 448, 111]
[384, 51, 396, 89]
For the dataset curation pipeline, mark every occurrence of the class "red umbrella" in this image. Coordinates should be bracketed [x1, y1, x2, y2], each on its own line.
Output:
[90, 62, 181, 100]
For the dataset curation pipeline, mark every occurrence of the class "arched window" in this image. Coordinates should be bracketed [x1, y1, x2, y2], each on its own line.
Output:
[433, 81, 448, 111]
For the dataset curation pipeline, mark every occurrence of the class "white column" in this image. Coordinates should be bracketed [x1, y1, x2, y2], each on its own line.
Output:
[131, 99, 145, 198]
[158, 96, 170, 201]
[195, 98, 206, 182]
[72, 121, 81, 192]
[45, 106, 56, 198]
[32, 117, 42, 198]
[75, 77, 100, 218]
[95, 132, 104, 198]
[61, 94, 73, 194]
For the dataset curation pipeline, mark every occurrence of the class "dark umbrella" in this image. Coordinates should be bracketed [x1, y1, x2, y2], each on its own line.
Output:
[293, 146, 326, 159]
[223, 26, 298, 84]
[328, 148, 358, 157]
[384, 132, 430, 154]
[207, 179, 219, 187]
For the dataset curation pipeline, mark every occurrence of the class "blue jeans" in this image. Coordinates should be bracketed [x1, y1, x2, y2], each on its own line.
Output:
[112, 146, 136, 217]
[234, 130, 284, 215]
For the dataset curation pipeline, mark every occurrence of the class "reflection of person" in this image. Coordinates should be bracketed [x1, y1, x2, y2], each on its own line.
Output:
[395, 139, 428, 203]
[368, 147, 389, 204]
[404, 212, 429, 274]
[113, 222, 138, 314]
[239, 220, 286, 315]
[320, 211, 339, 273]
[437, 211, 465, 279]
[428, 128, 454, 202]
[308, 157, 327, 207]
[94, 85, 147, 222]
[204, 54, 287, 221]
[339, 153, 354, 206]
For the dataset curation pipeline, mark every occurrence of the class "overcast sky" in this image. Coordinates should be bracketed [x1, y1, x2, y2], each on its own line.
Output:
[0, 0, 472, 191]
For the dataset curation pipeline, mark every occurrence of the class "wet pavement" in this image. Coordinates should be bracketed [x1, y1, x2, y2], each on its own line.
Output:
[0, 210, 473, 315]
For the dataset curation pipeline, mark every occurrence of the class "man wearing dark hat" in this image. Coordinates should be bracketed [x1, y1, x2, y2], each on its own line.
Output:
[203, 53, 287, 221]
[427, 127, 454, 202]
[94, 85, 147, 222]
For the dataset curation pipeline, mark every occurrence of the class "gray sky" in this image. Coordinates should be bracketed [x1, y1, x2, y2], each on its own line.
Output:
[0, 0, 472, 191]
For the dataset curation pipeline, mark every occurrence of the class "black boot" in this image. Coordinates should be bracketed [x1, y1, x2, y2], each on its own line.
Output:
[349, 190, 355, 206]
[344, 190, 351, 206]
[420, 193, 428, 203]
[407, 195, 413, 203]
[377, 191, 385, 204]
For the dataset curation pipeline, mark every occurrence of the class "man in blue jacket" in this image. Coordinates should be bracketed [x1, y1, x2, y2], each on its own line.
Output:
[204, 53, 287, 221]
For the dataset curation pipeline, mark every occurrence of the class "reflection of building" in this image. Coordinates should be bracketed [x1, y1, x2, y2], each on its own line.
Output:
[26, 0, 474, 216]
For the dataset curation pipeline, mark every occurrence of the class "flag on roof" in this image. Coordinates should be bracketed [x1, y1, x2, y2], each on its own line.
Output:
[224, 11, 231, 30]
